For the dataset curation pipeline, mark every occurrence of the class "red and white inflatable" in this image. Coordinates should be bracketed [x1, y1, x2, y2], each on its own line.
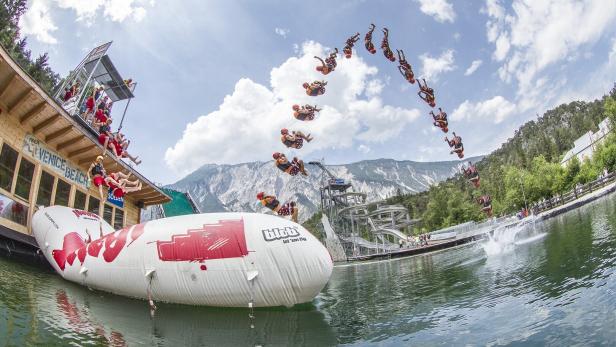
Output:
[32, 206, 333, 307]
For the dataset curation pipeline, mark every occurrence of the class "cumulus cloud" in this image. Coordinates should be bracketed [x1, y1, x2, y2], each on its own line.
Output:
[358, 144, 371, 154]
[165, 41, 420, 175]
[419, 49, 456, 81]
[274, 27, 290, 38]
[464, 59, 483, 76]
[19, 0, 58, 44]
[451, 96, 516, 124]
[415, 0, 456, 23]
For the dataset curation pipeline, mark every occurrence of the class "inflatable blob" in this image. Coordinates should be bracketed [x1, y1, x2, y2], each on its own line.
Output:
[32, 206, 333, 308]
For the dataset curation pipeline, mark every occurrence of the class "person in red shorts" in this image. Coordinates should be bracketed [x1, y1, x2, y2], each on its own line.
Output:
[381, 28, 396, 62]
[256, 192, 299, 223]
[112, 132, 141, 165]
[87, 156, 107, 201]
[281, 128, 312, 149]
[343, 32, 360, 58]
[314, 48, 338, 75]
[429, 108, 448, 133]
[445, 132, 464, 158]
[417, 78, 436, 107]
[105, 171, 142, 198]
[365, 23, 377, 54]
[293, 104, 321, 121]
[98, 118, 119, 156]
[273, 152, 308, 176]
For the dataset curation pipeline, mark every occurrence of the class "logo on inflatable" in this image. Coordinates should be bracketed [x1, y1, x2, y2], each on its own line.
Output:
[71, 209, 99, 220]
[156, 219, 248, 262]
[262, 226, 300, 242]
[51, 223, 146, 271]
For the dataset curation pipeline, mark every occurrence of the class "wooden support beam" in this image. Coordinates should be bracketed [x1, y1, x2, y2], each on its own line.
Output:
[45, 126, 72, 142]
[56, 136, 84, 151]
[0, 74, 19, 100]
[32, 113, 60, 134]
[19, 102, 46, 124]
[8, 89, 33, 113]
[68, 144, 97, 158]
[142, 197, 171, 205]
[78, 155, 98, 166]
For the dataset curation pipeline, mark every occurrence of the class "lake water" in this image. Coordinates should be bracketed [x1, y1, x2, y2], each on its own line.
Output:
[1, 196, 615, 346]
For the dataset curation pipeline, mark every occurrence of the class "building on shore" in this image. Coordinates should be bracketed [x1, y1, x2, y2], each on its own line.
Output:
[0, 43, 170, 263]
[561, 117, 612, 167]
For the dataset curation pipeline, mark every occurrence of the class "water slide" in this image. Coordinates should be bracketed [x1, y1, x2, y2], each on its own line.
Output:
[321, 214, 347, 261]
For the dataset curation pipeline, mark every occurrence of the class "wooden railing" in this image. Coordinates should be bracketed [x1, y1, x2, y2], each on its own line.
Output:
[532, 171, 616, 214]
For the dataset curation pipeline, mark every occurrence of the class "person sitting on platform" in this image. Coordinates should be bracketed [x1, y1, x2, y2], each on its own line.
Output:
[430, 108, 448, 133]
[303, 80, 327, 96]
[63, 81, 80, 102]
[98, 118, 119, 157]
[273, 152, 308, 176]
[417, 78, 436, 107]
[381, 28, 396, 62]
[256, 192, 299, 223]
[87, 156, 108, 202]
[281, 128, 313, 149]
[365, 23, 377, 54]
[477, 195, 493, 217]
[397, 49, 415, 84]
[343, 33, 360, 58]
[293, 104, 321, 121]
[445, 132, 464, 158]
[314, 48, 338, 75]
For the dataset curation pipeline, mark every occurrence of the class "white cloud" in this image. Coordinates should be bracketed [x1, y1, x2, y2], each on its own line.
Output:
[19, 0, 58, 44]
[358, 145, 371, 154]
[103, 0, 146, 22]
[419, 49, 456, 81]
[165, 41, 420, 175]
[464, 59, 483, 76]
[274, 27, 290, 38]
[415, 0, 456, 23]
[451, 96, 516, 124]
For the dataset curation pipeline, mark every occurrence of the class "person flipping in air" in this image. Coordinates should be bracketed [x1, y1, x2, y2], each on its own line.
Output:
[430, 108, 448, 133]
[381, 28, 396, 62]
[418, 78, 436, 107]
[105, 171, 142, 198]
[445, 132, 464, 158]
[477, 195, 493, 217]
[87, 156, 108, 202]
[314, 48, 338, 75]
[343, 33, 360, 58]
[463, 161, 480, 188]
[292, 104, 321, 121]
[365, 23, 377, 54]
[256, 192, 299, 223]
[397, 49, 415, 84]
[273, 152, 308, 176]
[280, 128, 313, 149]
[303, 80, 327, 96]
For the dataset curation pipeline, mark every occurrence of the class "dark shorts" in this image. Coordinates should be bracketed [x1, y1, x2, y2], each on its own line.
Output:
[277, 202, 295, 216]
[287, 165, 300, 176]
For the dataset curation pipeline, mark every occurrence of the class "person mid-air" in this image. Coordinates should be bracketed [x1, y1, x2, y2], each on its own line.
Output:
[303, 80, 327, 96]
[292, 104, 321, 121]
[445, 132, 464, 158]
[381, 28, 396, 62]
[343, 33, 360, 58]
[462, 161, 480, 188]
[256, 192, 299, 223]
[280, 128, 313, 149]
[477, 195, 493, 217]
[364, 23, 377, 54]
[430, 108, 448, 133]
[314, 48, 338, 75]
[273, 152, 308, 176]
[418, 78, 436, 107]
[397, 49, 415, 84]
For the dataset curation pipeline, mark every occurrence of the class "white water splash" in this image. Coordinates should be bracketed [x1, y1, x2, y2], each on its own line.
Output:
[482, 217, 545, 256]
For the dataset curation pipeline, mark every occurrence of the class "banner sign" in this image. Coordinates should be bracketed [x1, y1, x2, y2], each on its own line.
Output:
[107, 188, 124, 208]
[22, 134, 90, 190]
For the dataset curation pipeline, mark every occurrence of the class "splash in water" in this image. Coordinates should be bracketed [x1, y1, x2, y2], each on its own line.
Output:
[482, 217, 544, 256]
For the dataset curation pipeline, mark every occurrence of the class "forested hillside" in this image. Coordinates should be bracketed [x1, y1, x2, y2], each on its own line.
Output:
[383, 88, 616, 233]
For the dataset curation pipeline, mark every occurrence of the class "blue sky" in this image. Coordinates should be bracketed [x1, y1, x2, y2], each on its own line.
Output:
[18, 0, 616, 184]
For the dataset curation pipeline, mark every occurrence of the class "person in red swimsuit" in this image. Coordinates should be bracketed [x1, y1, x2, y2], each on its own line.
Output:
[418, 78, 436, 107]
[343, 33, 360, 58]
[292, 104, 321, 121]
[273, 152, 308, 176]
[112, 132, 141, 165]
[280, 128, 313, 149]
[314, 48, 338, 75]
[365, 23, 377, 54]
[381, 28, 396, 62]
[105, 171, 142, 198]
[256, 192, 299, 223]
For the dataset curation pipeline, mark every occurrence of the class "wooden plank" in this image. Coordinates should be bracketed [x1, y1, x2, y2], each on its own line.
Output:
[78, 155, 98, 166]
[56, 136, 84, 151]
[19, 102, 46, 124]
[32, 113, 60, 133]
[68, 144, 97, 158]
[45, 126, 72, 142]
[8, 88, 33, 113]
[0, 74, 19, 100]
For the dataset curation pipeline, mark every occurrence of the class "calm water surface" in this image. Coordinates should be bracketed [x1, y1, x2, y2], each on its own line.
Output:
[1, 196, 616, 346]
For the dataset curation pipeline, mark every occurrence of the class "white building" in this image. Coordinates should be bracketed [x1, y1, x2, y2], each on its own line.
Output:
[561, 118, 612, 166]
